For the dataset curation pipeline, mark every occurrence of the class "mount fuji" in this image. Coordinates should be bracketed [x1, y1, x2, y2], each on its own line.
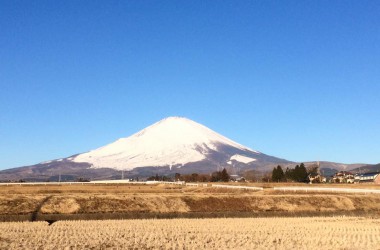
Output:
[72, 117, 285, 170]
[0, 117, 291, 181]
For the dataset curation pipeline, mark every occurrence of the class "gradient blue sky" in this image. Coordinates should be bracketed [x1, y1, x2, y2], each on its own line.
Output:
[1, 1, 379, 169]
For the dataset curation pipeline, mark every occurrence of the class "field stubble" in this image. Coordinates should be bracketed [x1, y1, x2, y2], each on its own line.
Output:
[0, 217, 379, 249]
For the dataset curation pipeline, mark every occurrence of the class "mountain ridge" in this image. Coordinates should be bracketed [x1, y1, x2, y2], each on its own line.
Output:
[0, 117, 368, 181]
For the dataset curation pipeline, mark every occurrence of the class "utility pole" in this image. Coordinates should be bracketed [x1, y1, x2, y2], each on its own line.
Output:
[317, 161, 321, 174]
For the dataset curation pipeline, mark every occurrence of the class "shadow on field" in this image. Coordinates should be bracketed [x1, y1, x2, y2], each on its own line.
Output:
[0, 210, 374, 223]
[30, 195, 53, 222]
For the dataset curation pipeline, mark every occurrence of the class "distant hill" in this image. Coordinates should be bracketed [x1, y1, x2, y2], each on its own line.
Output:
[280, 161, 364, 176]
[320, 168, 339, 177]
[350, 163, 380, 174]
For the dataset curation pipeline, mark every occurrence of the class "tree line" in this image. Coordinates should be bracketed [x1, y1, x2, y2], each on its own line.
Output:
[147, 168, 230, 182]
[272, 163, 310, 182]
[147, 164, 316, 183]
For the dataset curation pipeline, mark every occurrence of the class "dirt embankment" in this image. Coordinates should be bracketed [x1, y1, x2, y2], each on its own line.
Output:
[1, 193, 380, 221]
[1, 184, 380, 221]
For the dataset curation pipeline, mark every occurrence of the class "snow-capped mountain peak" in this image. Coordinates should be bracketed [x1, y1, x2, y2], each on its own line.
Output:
[72, 116, 260, 170]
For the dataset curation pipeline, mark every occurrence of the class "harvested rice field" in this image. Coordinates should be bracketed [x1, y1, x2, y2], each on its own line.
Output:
[1, 216, 379, 249]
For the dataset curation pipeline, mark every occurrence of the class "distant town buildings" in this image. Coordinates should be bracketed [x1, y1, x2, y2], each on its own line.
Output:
[332, 171, 355, 183]
[354, 172, 380, 184]
[328, 171, 380, 184]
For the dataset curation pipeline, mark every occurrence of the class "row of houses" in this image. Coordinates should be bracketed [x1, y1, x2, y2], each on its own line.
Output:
[354, 172, 380, 184]
[308, 171, 380, 184]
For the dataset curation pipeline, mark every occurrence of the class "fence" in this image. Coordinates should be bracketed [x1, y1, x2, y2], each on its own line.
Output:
[0, 180, 186, 186]
[185, 183, 200, 187]
[212, 184, 263, 191]
[274, 187, 380, 194]
[0, 181, 147, 186]
[162, 181, 185, 185]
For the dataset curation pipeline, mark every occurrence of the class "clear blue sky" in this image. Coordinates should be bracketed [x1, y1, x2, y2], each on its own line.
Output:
[1, 1, 379, 169]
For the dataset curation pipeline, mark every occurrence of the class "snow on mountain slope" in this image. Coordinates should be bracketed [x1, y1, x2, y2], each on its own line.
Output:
[72, 117, 260, 170]
[229, 154, 257, 164]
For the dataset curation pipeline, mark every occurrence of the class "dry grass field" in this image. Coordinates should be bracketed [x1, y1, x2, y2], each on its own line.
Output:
[1, 183, 380, 221]
[1, 217, 379, 249]
[1, 184, 380, 249]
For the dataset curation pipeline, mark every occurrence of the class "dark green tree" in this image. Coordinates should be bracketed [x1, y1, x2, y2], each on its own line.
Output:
[292, 163, 308, 182]
[298, 163, 308, 182]
[285, 167, 294, 181]
[293, 165, 300, 181]
[210, 168, 230, 182]
[221, 168, 230, 182]
[272, 165, 285, 182]
[272, 167, 277, 182]
[277, 165, 285, 181]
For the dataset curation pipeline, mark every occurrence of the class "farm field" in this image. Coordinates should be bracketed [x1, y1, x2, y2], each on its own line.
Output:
[1, 183, 380, 221]
[1, 217, 379, 249]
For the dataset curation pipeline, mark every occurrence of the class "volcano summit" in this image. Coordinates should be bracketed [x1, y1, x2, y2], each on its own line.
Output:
[75, 117, 264, 169]
[0, 117, 290, 181]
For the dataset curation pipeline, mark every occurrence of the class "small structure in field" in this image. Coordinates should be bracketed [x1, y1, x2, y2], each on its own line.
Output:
[308, 173, 326, 184]
[332, 171, 355, 183]
[230, 175, 246, 182]
[354, 172, 380, 184]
